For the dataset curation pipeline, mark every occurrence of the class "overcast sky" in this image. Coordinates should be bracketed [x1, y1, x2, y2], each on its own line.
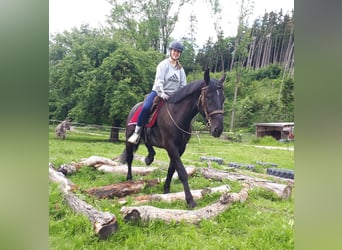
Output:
[49, 0, 293, 47]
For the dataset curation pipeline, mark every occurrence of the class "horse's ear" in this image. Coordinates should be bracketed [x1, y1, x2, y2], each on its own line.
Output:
[219, 73, 227, 85]
[204, 68, 210, 85]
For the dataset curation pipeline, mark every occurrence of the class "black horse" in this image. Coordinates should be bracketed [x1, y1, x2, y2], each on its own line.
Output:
[123, 69, 226, 208]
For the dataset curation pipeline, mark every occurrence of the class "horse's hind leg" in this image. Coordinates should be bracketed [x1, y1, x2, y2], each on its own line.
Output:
[125, 142, 135, 180]
[163, 163, 175, 194]
[144, 143, 155, 166]
[125, 126, 138, 180]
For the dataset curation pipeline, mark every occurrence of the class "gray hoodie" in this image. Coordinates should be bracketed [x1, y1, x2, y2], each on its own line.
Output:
[152, 58, 187, 96]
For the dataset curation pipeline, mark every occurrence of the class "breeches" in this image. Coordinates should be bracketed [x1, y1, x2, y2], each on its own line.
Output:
[137, 91, 158, 126]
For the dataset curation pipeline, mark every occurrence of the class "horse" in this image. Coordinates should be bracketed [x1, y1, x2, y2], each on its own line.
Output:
[55, 119, 71, 139]
[122, 69, 226, 208]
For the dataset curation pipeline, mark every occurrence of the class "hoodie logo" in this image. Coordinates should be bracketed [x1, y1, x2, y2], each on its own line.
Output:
[167, 73, 179, 83]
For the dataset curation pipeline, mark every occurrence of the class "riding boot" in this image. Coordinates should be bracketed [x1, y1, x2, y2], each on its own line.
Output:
[128, 126, 141, 144]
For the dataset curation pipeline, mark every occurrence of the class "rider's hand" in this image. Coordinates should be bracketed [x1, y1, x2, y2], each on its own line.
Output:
[161, 93, 169, 101]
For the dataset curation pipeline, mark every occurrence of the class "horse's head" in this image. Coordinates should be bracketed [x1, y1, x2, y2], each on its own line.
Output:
[199, 69, 226, 137]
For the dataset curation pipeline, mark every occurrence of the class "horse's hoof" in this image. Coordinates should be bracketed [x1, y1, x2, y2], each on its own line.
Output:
[163, 188, 170, 194]
[145, 156, 154, 165]
[188, 200, 197, 209]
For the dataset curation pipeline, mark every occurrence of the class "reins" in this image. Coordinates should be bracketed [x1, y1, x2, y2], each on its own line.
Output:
[166, 102, 194, 135]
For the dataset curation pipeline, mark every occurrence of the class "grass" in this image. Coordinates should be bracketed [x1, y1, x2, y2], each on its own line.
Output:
[49, 126, 294, 249]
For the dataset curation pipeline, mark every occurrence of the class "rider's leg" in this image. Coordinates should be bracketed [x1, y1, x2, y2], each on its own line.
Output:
[128, 91, 157, 144]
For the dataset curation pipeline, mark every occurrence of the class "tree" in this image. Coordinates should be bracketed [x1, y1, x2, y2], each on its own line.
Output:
[96, 46, 164, 141]
[229, 0, 253, 131]
[49, 26, 118, 121]
[107, 0, 192, 54]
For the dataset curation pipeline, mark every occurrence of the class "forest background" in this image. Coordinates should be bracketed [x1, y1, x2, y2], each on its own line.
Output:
[49, 0, 294, 141]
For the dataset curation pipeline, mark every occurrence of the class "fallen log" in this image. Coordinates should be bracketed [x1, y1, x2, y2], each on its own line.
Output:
[57, 156, 122, 175]
[223, 166, 295, 188]
[57, 159, 159, 177]
[118, 185, 231, 205]
[80, 155, 121, 167]
[232, 168, 295, 187]
[120, 184, 249, 224]
[95, 164, 158, 176]
[49, 164, 118, 239]
[161, 166, 197, 181]
[200, 167, 292, 199]
[57, 156, 196, 178]
[85, 179, 160, 199]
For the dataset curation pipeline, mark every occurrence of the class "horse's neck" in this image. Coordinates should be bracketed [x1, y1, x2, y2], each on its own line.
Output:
[171, 92, 200, 123]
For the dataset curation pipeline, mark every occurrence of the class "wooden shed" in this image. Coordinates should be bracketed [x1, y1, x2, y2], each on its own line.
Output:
[255, 122, 294, 140]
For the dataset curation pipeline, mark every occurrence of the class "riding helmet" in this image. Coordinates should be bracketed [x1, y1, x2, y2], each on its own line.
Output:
[169, 40, 184, 53]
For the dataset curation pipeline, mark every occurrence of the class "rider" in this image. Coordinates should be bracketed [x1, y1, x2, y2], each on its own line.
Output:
[128, 40, 187, 144]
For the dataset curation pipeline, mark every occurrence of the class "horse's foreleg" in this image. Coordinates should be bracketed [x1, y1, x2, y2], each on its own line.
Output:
[175, 162, 197, 209]
[167, 151, 197, 209]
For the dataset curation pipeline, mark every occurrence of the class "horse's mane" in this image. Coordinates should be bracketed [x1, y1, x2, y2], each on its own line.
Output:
[168, 80, 205, 104]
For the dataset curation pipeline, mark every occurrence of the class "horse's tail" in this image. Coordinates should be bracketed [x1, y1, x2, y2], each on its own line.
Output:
[119, 101, 143, 164]
[118, 144, 140, 163]
[118, 149, 127, 164]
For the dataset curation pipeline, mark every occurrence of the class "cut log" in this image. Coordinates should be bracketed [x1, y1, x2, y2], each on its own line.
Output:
[64, 192, 118, 240]
[57, 163, 83, 175]
[118, 185, 231, 205]
[232, 168, 295, 187]
[85, 179, 160, 199]
[96, 164, 158, 176]
[57, 156, 121, 175]
[120, 184, 249, 224]
[57, 162, 158, 176]
[57, 155, 196, 178]
[80, 155, 121, 167]
[49, 164, 118, 239]
[200, 167, 292, 199]
[161, 166, 197, 181]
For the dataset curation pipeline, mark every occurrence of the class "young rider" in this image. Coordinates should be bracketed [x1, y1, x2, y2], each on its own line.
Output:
[128, 40, 187, 144]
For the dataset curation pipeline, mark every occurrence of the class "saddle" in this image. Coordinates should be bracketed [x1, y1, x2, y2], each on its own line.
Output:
[128, 96, 165, 128]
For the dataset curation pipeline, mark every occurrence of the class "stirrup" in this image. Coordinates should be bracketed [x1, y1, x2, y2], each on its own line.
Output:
[128, 132, 140, 144]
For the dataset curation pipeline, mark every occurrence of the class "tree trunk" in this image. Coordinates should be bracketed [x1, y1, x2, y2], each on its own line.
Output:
[85, 179, 160, 199]
[232, 167, 295, 187]
[230, 67, 240, 131]
[49, 164, 118, 239]
[56, 155, 196, 178]
[109, 119, 121, 142]
[56, 155, 159, 176]
[200, 167, 292, 199]
[118, 185, 231, 205]
[120, 184, 249, 224]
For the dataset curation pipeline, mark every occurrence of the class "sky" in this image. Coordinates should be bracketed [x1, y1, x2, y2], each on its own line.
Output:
[49, 0, 293, 47]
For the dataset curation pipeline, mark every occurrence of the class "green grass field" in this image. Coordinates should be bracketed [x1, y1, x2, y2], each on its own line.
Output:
[49, 126, 294, 249]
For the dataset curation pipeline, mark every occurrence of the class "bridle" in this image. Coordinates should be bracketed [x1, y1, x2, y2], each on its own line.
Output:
[166, 85, 224, 135]
[197, 86, 224, 128]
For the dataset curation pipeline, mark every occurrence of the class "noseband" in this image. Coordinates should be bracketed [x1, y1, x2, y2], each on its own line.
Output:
[198, 86, 224, 128]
